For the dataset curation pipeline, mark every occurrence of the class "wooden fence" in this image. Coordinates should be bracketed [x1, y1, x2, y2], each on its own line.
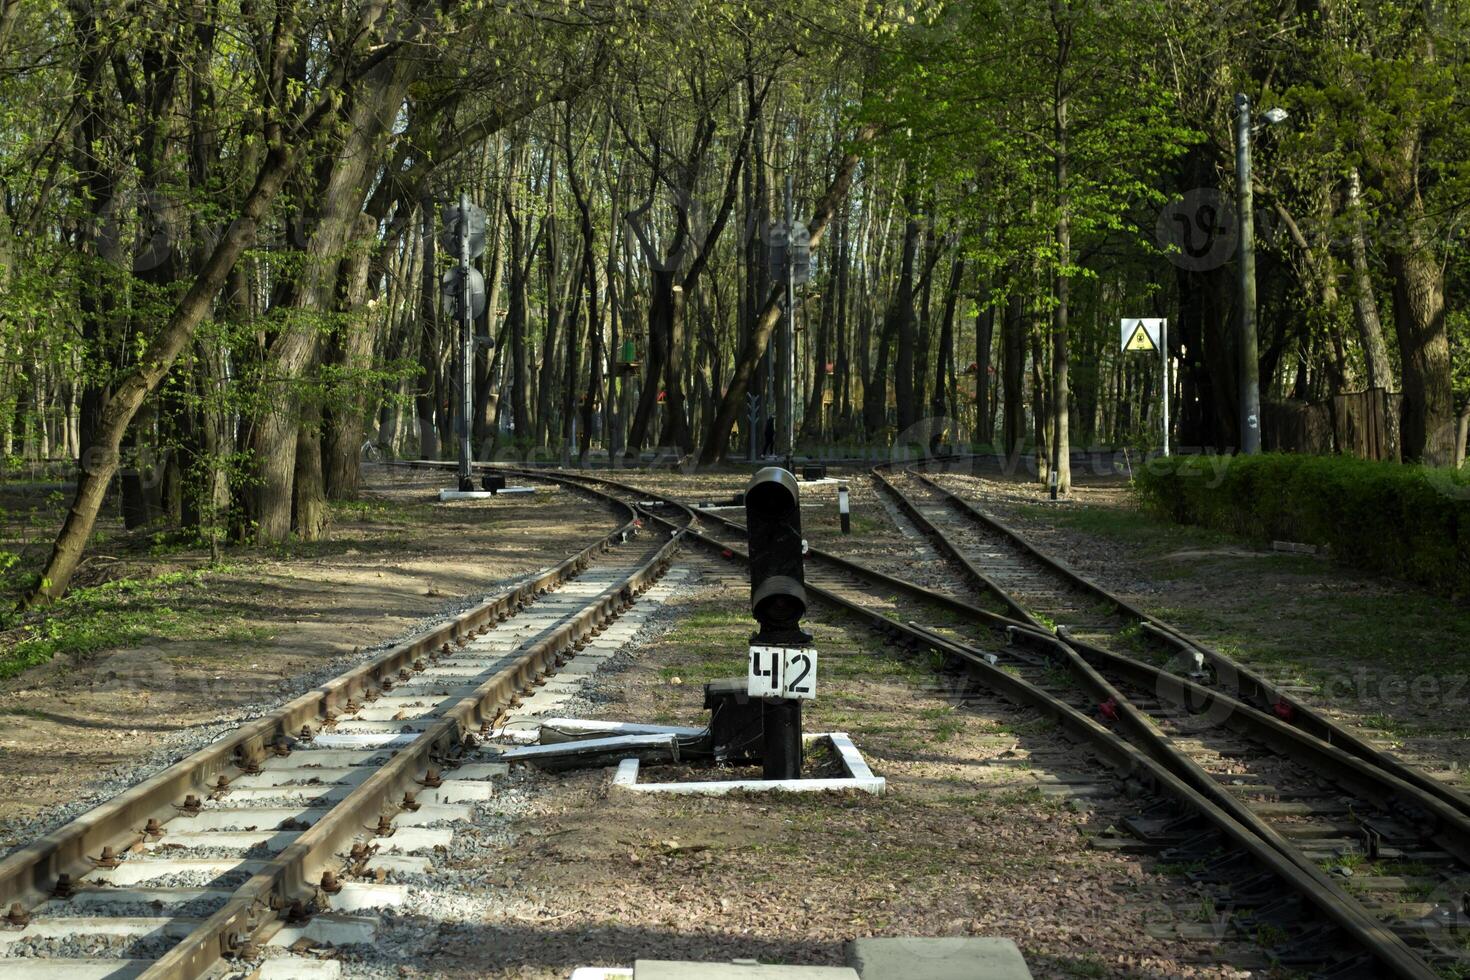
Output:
[1262, 388, 1400, 461]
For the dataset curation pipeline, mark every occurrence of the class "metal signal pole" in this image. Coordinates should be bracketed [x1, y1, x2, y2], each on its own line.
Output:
[458, 191, 474, 490]
[784, 174, 796, 459]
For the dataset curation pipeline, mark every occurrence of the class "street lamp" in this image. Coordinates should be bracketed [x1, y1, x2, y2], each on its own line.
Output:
[1233, 94, 1288, 455]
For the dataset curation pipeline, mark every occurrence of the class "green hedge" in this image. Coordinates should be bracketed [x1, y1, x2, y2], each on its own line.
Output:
[1134, 453, 1470, 596]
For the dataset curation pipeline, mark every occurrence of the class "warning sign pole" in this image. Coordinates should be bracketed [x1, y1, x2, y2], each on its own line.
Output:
[1121, 318, 1170, 457]
[1162, 318, 1170, 457]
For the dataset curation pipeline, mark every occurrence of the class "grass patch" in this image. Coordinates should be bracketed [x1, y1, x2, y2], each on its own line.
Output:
[0, 568, 263, 679]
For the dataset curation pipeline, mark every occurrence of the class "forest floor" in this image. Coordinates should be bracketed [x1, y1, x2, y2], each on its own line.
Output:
[0, 466, 618, 843]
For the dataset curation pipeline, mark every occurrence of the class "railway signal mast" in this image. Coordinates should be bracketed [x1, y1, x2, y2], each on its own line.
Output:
[440, 192, 489, 491]
[768, 175, 811, 459]
[744, 467, 816, 779]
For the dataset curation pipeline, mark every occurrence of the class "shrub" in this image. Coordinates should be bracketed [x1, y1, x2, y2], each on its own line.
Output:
[1134, 453, 1470, 596]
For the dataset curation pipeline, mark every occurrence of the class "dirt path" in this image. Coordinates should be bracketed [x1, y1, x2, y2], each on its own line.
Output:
[0, 466, 617, 844]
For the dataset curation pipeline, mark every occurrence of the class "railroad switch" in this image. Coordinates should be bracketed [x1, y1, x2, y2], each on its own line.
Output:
[5, 902, 29, 927]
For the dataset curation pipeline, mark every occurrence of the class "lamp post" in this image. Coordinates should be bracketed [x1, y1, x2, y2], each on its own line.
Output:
[1233, 94, 1288, 456]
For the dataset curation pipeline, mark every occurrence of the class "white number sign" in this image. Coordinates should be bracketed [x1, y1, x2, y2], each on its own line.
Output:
[747, 646, 818, 700]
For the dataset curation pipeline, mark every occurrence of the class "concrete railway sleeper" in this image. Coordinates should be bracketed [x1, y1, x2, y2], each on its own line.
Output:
[0, 493, 684, 980]
[508, 466, 1440, 977]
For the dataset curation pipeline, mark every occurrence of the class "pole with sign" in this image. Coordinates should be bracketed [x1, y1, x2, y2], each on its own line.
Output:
[1120, 318, 1170, 456]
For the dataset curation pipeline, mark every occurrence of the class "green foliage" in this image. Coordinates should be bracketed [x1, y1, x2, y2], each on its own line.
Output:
[0, 567, 255, 680]
[1135, 454, 1470, 596]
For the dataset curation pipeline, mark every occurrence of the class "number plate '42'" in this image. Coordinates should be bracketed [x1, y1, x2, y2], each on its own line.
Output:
[747, 646, 817, 700]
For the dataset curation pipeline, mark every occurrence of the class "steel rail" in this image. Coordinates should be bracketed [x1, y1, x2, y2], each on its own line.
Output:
[0, 491, 660, 979]
[146, 511, 684, 978]
[906, 461, 1470, 821]
[872, 466, 1463, 976]
[418, 461, 1447, 975]
[592, 483, 1429, 979]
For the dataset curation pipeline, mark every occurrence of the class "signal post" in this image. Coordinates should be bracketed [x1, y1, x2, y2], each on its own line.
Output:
[744, 467, 815, 779]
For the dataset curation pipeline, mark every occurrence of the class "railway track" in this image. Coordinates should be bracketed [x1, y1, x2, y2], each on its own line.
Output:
[524, 464, 1463, 977]
[873, 463, 1470, 978]
[0, 488, 682, 980]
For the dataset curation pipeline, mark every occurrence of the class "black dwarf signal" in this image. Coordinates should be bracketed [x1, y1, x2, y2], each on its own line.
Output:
[745, 467, 811, 646]
[745, 466, 810, 779]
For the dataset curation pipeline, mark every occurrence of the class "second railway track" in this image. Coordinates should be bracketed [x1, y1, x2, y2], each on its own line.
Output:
[530, 463, 1466, 977]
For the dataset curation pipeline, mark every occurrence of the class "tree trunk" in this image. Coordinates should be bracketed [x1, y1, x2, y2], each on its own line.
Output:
[293, 402, 327, 540]
[627, 269, 672, 455]
[30, 144, 299, 604]
[323, 213, 380, 498]
[1001, 289, 1025, 457]
[697, 124, 877, 464]
[931, 255, 964, 447]
[415, 200, 441, 460]
[1346, 168, 1393, 392]
[1386, 204, 1452, 464]
[893, 201, 920, 436]
[976, 289, 995, 443]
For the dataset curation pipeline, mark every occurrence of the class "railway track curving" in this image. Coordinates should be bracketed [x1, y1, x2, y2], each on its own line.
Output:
[525, 463, 1464, 978]
[0, 488, 683, 979]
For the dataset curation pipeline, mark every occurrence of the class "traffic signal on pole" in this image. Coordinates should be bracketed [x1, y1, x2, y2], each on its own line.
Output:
[744, 467, 810, 645]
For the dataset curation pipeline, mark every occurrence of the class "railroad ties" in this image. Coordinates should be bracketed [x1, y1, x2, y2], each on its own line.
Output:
[0, 493, 684, 979]
[547, 464, 1462, 978]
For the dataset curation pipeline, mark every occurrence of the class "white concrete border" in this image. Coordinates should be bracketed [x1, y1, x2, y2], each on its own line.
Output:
[436, 486, 537, 501]
[611, 732, 885, 796]
[437, 489, 496, 501]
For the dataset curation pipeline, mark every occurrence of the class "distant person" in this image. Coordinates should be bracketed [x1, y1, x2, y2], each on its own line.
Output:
[762, 416, 776, 457]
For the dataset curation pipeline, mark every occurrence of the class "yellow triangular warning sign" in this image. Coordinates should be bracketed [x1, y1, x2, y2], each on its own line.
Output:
[1124, 323, 1156, 351]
